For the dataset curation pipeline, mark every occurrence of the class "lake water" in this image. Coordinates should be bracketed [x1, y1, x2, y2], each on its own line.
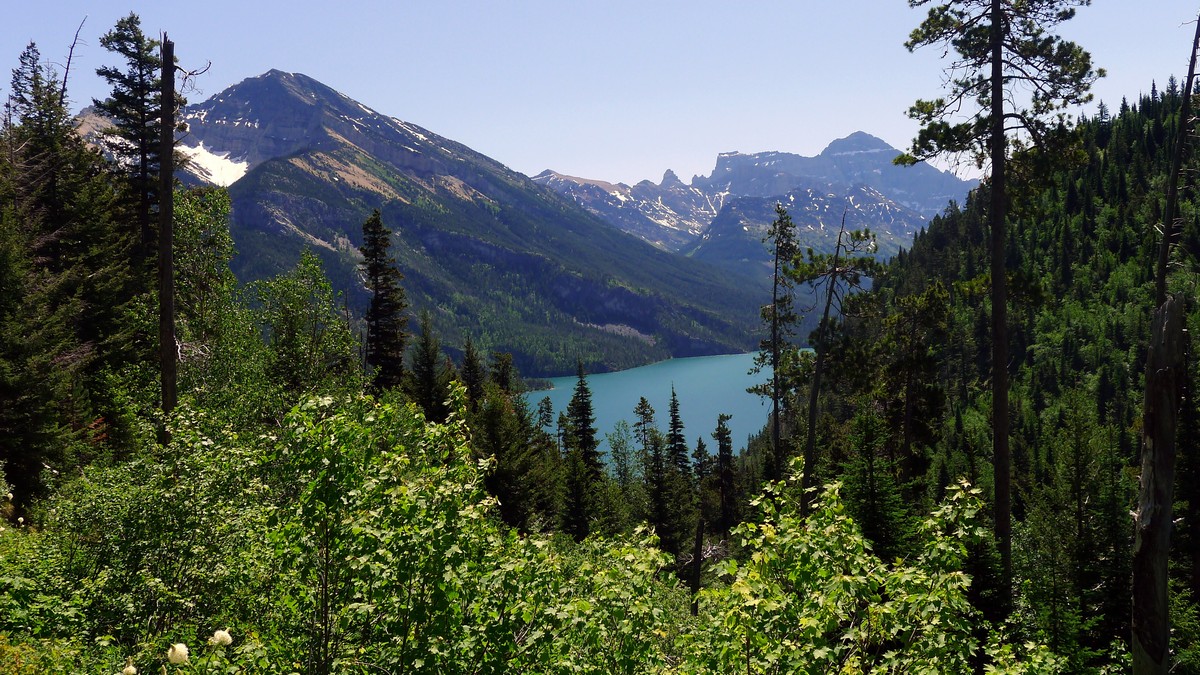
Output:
[524, 352, 771, 455]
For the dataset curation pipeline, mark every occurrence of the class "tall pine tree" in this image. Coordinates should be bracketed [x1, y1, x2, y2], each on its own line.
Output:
[94, 13, 173, 270]
[405, 310, 453, 423]
[567, 360, 601, 476]
[900, 0, 1102, 613]
[666, 386, 689, 478]
[359, 209, 408, 392]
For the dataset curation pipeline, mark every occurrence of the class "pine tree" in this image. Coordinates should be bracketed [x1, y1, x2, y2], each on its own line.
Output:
[359, 209, 407, 391]
[405, 310, 452, 423]
[754, 203, 799, 481]
[712, 413, 737, 535]
[94, 13, 172, 269]
[792, 217, 879, 513]
[567, 360, 601, 476]
[458, 334, 485, 409]
[666, 386, 689, 477]
[900, 0, 1102, 612]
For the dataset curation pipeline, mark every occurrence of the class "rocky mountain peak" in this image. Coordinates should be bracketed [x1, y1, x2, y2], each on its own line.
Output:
[819, 131, 894, 157]
[660, 169, 685, 188]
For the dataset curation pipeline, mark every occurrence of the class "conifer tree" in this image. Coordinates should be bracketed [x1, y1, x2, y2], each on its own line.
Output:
[459, 334, 485, 409]
[753, 203, 799, 481]
[535, 396, 554, 432]
[692, 436, 709, 484]
[474, 381, 559, 532]
[406, 310, 453, 423]
[900, 0, 1102, 611]
[792, 217, 879, 513]
[489, 351, 517, 395]
[0, 43, 130, 503]
[567, 360, 601, 476]
[608, 420, 638, 495]
[94, 13, 172, 269]
[666, 386, 689, 477]
[359, 209, 407, 391]
[712, 413, 737, 535]
[633, 396, 657, 453]
[562, 442, 593, 541]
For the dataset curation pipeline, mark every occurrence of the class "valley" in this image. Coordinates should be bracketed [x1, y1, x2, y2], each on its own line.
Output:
[155, 70, 972, 376]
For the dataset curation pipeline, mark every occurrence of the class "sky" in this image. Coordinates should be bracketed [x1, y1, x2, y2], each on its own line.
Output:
[2, 1, 1197, 186]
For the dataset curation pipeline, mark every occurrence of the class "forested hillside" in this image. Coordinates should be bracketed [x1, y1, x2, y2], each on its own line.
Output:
[765, 81, 1200, 670]
[4, 8, 1200, 675]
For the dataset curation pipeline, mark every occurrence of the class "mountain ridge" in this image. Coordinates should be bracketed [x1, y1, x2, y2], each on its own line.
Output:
[171, 70, 767, 376]
[534, 131, 975, 267]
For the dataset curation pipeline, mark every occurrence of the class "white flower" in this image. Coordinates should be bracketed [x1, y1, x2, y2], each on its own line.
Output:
[209, 628, 233, 646]
[122, 657, 138, 675]
[167, 643, 189, 664]
[4, 492, 11, 501]
[16, 517, 23, 526]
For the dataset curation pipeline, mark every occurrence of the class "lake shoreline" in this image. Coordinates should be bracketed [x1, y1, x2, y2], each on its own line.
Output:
[523, 352, 771, 454]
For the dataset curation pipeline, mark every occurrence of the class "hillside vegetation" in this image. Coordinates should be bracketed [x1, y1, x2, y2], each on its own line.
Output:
[5, 9, 1200, 675]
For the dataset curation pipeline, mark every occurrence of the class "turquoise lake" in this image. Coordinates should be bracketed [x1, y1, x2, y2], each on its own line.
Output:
[524, 352, 771, 455]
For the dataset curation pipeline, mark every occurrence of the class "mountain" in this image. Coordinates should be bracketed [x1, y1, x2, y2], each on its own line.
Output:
[531, 169, 723, 251]
[686, 179, 926, 273]
[173, 70, 765, 376]
[534, 132, 974, 267]
[696, 132, 973, 218]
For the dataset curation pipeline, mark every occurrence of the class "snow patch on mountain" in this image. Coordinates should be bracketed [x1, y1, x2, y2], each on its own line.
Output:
[183, 142, 249, 186]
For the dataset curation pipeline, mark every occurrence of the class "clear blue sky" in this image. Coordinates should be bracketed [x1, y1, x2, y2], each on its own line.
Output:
[3, 1, 1196, 185]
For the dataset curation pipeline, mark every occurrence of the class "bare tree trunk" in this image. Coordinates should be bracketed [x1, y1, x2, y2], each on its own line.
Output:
[1155, 15, 1200, 306]
[158, 36, 176, 423]
[801, 218, 845, 516]
[1132, 297, 1185, 675]
[1131, 19, 1200, 674]
[989, 0, 1012, 614]
[771, 238, 784, 482]
[690, 518, 705, 616]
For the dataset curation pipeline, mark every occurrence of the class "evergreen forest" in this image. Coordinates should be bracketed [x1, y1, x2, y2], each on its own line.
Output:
[4, 6, 1200, 675]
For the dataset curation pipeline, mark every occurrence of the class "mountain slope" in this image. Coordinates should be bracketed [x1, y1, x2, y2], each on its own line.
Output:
[686, 179, 926, 274]
[178, 70, 765, 376]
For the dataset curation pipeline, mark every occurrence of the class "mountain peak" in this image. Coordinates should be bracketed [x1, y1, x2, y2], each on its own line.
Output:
[660, 169, 684, 188]
[819, 131, 894, 157]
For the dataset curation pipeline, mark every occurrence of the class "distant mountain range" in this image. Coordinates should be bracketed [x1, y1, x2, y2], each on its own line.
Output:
[79, 70, 975, 376]
[534, 131, 975, 277]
